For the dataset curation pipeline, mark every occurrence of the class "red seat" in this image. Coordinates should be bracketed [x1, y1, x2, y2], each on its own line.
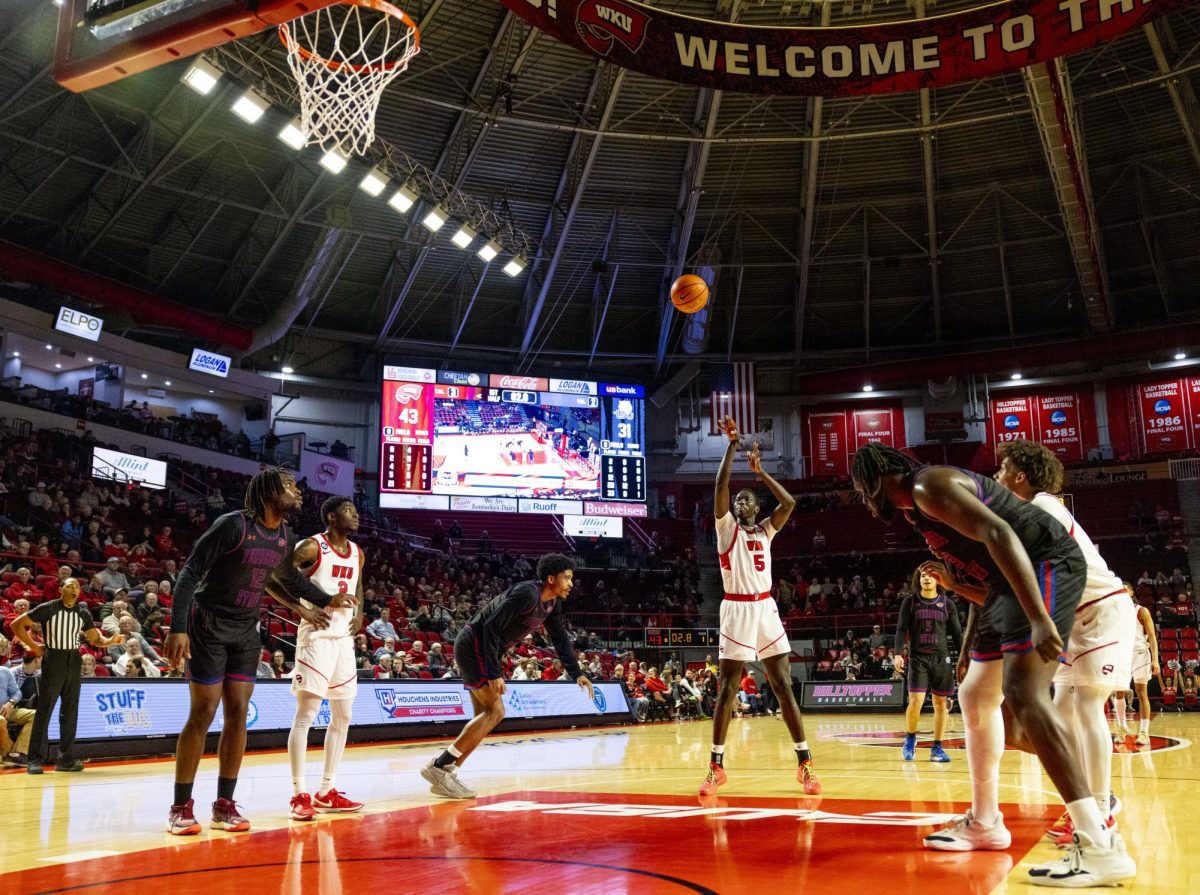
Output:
[1182, 628, 1198, 639]
[1181, 640, 1198, 651]
[418, 670, 433, 679]
[35, 575, 57, 590]
[425, 632, 441, 643]
[0, 572, 17, 584]
[873, 647, 887, 659]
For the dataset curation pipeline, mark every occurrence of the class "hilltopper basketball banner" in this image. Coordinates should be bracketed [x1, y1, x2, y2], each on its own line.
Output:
[498, 0, 1187, 96]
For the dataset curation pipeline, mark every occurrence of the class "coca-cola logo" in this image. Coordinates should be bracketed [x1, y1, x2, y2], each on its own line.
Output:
[496, 375, 543, 389]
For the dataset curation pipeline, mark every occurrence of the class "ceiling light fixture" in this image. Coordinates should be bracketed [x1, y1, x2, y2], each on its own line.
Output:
[862, 384, 874, 393]
[1011, 372, 1023, 380]
[231, 87, 269, 124]
[319, 147, 349, 174]
[282, 366, 294, 374]
[477, 239, 501, 262]
[278, 117, 307, 150]
[359, 166, 388, 197]
[422, 205, 448, 233]
[1175, 352, 1187, 361]
[182, 57, 222, 95]
[451, 223, 477, 249]
[387, 184, 418, 213]
[503, 255, 527, 277]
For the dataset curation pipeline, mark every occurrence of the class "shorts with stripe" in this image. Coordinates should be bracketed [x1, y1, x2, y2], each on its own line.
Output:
[1054, 592, 1136, 688]
[1130, 646, 1152, 685]
[186, 605, 261, 685]
[969, 549, 1084, 663]
[454, 626, 493, 690]
[908, 651, 954, 697]
[292, 634, 358, 700]
[718, 597, 789, 663]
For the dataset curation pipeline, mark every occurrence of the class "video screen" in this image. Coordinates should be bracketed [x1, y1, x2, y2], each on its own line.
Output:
[378, 367, 645, 506]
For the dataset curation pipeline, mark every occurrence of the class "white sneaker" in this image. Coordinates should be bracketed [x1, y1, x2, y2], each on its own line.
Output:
[1028, 830, 1137, 887]
[421, 761, 477, 799]
[923, 810, 1012, 851]
[1135, 731, 1149, 747]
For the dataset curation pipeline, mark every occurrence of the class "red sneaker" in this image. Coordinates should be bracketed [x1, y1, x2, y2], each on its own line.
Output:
[167, 799, 201, 836]
[798, 759, 822, 796]
[290, 792, 316, 821]
[1053, 814, 1115, 848]
[211, 797, 251, 832]
[313, 789, 364, 813]
[698, 762, 727, 797]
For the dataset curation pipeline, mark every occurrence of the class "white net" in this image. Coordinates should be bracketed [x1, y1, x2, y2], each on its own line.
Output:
[279, 0, 419, 156]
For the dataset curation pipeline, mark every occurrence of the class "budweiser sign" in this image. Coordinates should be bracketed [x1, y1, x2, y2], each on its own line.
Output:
[490, 374, 549, 390]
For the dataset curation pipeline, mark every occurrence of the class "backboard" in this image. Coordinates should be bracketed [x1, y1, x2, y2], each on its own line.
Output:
[54, 0, 341, 92]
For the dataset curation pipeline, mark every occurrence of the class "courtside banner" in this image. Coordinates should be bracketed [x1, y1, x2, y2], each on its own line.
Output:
[497, 0, 1185, 97]
[801, 680, 906, 709]
[48, 680, 631, 742]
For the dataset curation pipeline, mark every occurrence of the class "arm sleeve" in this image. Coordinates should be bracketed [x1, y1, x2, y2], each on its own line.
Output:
[894, 596, 913, 654]
[544, 604, 583, 679]
[946, 598, 964, 648]
[170, 514, 244, 633]
[28, 602, 54, 625]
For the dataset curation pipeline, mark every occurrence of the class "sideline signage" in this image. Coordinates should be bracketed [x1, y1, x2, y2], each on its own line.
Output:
[56, 305, 104, 342]
[801, 680, 906, 710]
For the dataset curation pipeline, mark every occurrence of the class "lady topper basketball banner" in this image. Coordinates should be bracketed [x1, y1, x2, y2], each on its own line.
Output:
[498, 0, 1187, 96]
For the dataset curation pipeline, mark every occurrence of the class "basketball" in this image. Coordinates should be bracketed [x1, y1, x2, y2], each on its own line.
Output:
[671, 274, 709, 314]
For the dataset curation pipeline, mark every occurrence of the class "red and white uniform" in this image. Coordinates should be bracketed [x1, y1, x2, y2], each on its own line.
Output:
[1033, 494, 1136, 688]
[715, 512, 788, 662]
[1130, 611, 1152, 685]
[292, 533, 359, 700]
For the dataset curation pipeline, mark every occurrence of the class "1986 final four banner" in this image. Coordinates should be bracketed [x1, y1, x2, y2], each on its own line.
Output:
[498, 0, 1187, 96]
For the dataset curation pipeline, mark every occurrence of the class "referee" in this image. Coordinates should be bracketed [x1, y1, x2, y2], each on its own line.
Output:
[11, 578, 124, 774]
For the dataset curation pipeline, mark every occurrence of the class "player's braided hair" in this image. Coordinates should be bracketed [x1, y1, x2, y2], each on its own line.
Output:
[321, 495, 353, 526]
[850, 444, 921, 498]
[244, 467, 291, 520]
[996, 439, 1063, 493]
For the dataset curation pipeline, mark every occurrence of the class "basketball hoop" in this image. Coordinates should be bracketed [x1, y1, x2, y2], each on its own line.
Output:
[279, 0, 420, 156]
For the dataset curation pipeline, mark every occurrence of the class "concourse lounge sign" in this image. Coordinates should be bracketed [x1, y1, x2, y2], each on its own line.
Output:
[499, 0, 1185, 96]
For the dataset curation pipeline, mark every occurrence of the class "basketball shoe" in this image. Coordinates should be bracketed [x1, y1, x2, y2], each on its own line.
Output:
[698, 762, 727, 797]
[211, 797, 251, 832]
[314, 789, 364, 812]
[923, 810, 1011, 851]
[1134, 731, 1150, 747]
[421, 761, 477, 799]
[901, 733, 917, 761]
[290, 793, 316, 821]
[1028, 830, 1136, 887]
[929, 743, 951, 763]
[798, 759, 821, 795]
[167, 799, 201, 836]
[1054, 814, 1115, 848]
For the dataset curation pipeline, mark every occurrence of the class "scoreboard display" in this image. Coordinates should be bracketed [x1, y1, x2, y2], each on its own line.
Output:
[380, 366, 646, 511]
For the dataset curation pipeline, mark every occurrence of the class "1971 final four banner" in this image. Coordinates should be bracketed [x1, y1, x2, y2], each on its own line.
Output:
[497, 0, 1187, 96]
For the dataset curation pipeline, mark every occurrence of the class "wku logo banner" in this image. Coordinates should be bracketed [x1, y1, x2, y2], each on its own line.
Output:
[498, 0, 1188, 96]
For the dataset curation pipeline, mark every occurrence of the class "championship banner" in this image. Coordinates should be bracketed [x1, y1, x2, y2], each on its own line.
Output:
[1035, 393, 1084, 462]
[807, 411, 849, 477]
[1138, 378, 1189, 454]
[851, 408, 895, 452]
[990, 396, 1035, 450]
[1187, 377, 1200, 449]
[496, 0, 1187, 97]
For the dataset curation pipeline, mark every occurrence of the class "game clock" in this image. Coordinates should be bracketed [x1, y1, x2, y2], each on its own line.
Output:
[645, 629, 718, 648]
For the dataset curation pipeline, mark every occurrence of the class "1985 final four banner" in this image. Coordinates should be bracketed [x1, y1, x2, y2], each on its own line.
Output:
[497, 0, 1188, 96]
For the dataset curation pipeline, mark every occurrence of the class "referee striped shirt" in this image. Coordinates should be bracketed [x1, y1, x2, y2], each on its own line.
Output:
[27, 600, 93, 653]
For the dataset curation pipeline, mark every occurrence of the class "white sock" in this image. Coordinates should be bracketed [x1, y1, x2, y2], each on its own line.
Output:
[318, 698, 353, 796]
[1139, 715, 1150, 734]
[288, 694, 324, 796]
[1113, 695, 1127, 729]
[960, 662, 1004, 827]
[794, 741, 809, 752]
[1067, 796, 1109, 844]
[1066, 685, 1115, 818]
[447, 745, 463, 758]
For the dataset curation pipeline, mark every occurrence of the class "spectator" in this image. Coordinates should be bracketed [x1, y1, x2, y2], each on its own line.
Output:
[374, 653, 395, 679]
[644, 666, 670, 713]
[868, 625, 886, 650]
[427, 641, 448, 674]
[60, 513, 84, 546]
[408, 641, 428, 665]
[136, 591, 166, 629]
[107, 616, 161, 664]
[812, 530, 826, 552]
[373, 638, 397, 663]
[625, 672, 648, 721]
[269, 650, 292, 678]
[4, 568, 40, 605]
[541, 658, 564, 681]
[27, 482, 52, 512]
[449, 519, 464, 541]
[115, 638, 162, 677]
[366, 608, 399, 642]
[97, 557, 131, 599]
[738, 670, 764, 715]
[0, 635, 35, 768]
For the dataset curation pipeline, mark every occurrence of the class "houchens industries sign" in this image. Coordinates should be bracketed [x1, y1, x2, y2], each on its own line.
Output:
[498, 0, 1185, 96]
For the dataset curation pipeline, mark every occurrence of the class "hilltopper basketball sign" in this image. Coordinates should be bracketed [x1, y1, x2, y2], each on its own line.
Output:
[499, 0, 1187, 96]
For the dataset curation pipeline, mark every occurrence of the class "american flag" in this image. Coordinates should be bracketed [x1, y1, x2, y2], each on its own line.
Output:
[709, 363, 757, 436]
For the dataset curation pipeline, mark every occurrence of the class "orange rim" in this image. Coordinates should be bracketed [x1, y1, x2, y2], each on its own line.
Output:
[279, 0, 420, 74]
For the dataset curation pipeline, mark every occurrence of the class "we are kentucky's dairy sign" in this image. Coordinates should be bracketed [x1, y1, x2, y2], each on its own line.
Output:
[498, 0, 1185, 96]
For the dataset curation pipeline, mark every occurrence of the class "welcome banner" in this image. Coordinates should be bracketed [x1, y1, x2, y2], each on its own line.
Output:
[498, 0, 1186, 96]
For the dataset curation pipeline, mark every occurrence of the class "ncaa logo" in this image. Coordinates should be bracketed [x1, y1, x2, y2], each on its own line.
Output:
[592, 688, 607, 712]
[1155, 399, 1172, 415]
[1050, 411, 1068, 425]
[1003, 414, 1020, 430]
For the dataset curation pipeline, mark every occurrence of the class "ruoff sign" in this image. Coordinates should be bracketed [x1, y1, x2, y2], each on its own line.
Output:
[189, 348, 231, 378]
[564, 514, 623, 539]
[519, 498, 583, 515]
[55, 306, 104, 342]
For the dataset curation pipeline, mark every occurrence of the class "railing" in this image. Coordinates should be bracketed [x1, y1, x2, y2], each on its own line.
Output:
[1170, 458, 1200, 481]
